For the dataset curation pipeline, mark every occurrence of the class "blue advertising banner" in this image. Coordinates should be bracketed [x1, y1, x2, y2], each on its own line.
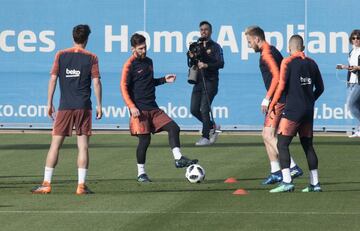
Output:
[0, 0, 358, 131]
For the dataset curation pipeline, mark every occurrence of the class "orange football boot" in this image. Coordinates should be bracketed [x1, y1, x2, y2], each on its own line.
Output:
[76, 183, 94, 195]
[31, 181, 51, 194]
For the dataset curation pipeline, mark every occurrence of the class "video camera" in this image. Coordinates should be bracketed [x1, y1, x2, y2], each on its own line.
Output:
[187, 37, 206, 65]
[187, 38, 206, 84]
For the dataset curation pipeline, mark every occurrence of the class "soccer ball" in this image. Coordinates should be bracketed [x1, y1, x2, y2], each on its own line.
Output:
[185, 164, 205, 183]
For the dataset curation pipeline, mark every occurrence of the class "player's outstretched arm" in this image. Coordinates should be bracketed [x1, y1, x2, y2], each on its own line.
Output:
[153, 74, 175, 86]
[165, 74, 176, 83]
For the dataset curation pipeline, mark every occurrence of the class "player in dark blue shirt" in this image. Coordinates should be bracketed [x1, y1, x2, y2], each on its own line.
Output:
[121, 33, 198, 182]
[31, 25, 102, 195]
[245, 26, 302, 185]
[269, 35, 324, 193]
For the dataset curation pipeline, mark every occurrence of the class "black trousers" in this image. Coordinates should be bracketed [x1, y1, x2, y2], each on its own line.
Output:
[190, 78, 218, 139]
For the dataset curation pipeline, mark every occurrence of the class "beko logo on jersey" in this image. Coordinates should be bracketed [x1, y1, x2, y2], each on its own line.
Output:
[65, 68, 81, 78]
[300, 76, 312, 85]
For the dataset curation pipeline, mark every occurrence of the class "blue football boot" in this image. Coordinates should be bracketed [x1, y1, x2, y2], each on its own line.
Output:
[262, 170, 283, 185]
[290, 165, 303, 179]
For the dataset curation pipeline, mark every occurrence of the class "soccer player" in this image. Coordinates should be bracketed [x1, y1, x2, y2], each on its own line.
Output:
[269, 35, 324, 193]
[121, 33, 198, 182]
[31, 25, 102, 194]
[245, 26, 303, 185]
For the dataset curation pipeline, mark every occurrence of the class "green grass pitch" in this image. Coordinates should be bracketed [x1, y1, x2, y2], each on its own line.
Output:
[0, 133, 359, 230]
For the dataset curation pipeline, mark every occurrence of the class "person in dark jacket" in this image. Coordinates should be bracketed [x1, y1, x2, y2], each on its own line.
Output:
[187, 21, 224, 146]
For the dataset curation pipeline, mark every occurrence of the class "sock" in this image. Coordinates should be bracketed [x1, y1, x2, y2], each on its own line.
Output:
[270, 161, 281, 173]
[137, 164, 146, 177]
[309, 169, 319, 185]
[78, 168, 87, 184]
[172, 147, 182, 160]
[44, 167, 54, 183]
[290, 157, 296, 168]
[281, 168, 292, 183]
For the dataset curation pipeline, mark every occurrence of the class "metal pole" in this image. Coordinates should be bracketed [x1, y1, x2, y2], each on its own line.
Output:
[199, 68, 217, 131]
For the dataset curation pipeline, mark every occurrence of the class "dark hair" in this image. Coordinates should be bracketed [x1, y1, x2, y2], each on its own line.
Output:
[199, 21, 212, 31]
[289, 34, 304, 47]
[245, 26, 265, 41]
[349, 29, 360, 43]
[72, 24, 91, 44]
[130, 33, 146, 47]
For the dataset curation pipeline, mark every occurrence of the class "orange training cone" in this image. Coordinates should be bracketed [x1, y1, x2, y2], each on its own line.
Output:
[224, 177, 238, 183]
[232, 189, 248, 195]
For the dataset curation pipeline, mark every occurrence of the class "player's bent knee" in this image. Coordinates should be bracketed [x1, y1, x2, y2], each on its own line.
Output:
[138, 135, 151, 146]
[277, 135, 291, 150]
[172, 124, 180, 134]
[262, 129, 275, 143]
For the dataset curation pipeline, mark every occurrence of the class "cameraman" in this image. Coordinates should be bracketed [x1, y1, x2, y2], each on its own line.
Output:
[187, 21, 224, 146]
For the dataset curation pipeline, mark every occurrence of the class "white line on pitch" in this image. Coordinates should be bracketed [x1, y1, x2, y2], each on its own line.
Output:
[0, 210, 359, 215]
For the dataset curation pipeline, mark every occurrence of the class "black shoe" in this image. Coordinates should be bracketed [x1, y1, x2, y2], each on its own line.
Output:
[137, 174, 152, 183]
[175, 156, 198, 168]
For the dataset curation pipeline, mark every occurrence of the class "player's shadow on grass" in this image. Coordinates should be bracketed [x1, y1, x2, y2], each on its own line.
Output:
[0, 175, 43, 178]
[0, 185, 27, 189]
